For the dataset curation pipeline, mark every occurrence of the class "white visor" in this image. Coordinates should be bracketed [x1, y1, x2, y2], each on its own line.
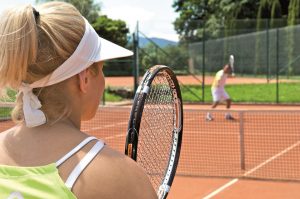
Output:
[98, 37, 134, 61]
[19, 18, 133, 127]
[30, 18, 133, 87]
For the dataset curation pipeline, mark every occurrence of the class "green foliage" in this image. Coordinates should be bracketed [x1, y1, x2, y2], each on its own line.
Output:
[181, 82, 300, 103]
[161, 45, 189, 72]
[0, 107, 12, 119]
[288, 0, 300, 26]
[173, 0, 209, 42]
[257, 0, 271, 20]
[139, 43, 189, 74]
[1, 83, 299, 114]
[36, 0, 100, 23]
[37, 0, 130, 46]
[257, 0, 282, 30]
[103, 82, 300, 103]
[37, 0, 132, 77]
[139, 43, 160, 70]
[286, 0, 300, 77]
[0, 89, 17, 102]
[172, 0, 298, 43]
[103, 90, 123, 102]
[173, 0, 260, 42]
[93, 15, 130, 47]
[103, 60, 133, 76]
[92, 15, 131, 76]
[0, 90, 15, 119]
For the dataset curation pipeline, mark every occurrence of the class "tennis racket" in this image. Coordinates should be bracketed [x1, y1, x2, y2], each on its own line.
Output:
[229, 54, 235, 76]
[125, 65, 183, 199]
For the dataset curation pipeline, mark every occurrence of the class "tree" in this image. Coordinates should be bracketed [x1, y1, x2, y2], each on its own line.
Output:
[173, 0, 210, 42]
[37, 0, 133, 77]
[257, 0, 285, 29]
[93, 15, 132, 76]
[36, 0, 130, 47]
[288, 0, 300, 25]
[256, 0, 300, 76]
[173, 0, 260, 42]
[92, 16, 131, 76]
[172, 0, 299, 42]
[36, 0, 100, 23]
[139, 43, 189, 74]
[287, 0, 300, 76]
[93, 15, 130, 47]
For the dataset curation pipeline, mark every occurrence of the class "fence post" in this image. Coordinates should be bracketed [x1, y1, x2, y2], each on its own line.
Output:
[239, 111, 245, 170]
[102, 89, 105, 105]
[133, 32, 139, 93]
[266, 19, 270, 83]
[202, 27, 206, 103]
[276, 28, 279, 103]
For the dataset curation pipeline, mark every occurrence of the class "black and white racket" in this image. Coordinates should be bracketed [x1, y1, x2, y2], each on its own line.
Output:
[125, 65, 183, 199]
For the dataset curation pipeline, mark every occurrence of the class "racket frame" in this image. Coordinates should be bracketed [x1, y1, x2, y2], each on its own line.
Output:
[125, 65, 183, 199]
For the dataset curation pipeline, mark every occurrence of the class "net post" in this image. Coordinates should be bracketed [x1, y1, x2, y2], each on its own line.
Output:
[239, 111, 245, 170]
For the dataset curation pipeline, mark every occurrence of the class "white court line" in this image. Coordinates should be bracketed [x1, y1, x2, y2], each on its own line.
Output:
[81, 121, 127, 141]
[244, 140, 300, 176]
[202, 140, 300, 199]
[104, 134, 126, 140]
[185, 132, 300, 136]
[185, 118, 196, 122]
[81, 121, 127, 132]
[202, 179, 239, 199]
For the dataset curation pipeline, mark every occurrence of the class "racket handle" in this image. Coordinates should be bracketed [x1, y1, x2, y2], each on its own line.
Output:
[125, 128, 138, 161]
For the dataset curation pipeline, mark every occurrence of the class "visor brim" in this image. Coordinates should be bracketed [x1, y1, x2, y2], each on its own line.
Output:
[94, 37, 133, 62]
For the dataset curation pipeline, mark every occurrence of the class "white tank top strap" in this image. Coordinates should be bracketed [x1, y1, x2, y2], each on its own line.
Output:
[55, 136, 98, 167]
[65, 140, 105, 190]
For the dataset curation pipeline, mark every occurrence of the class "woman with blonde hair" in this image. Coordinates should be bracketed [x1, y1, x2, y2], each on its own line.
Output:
[0, 1, 156, 198]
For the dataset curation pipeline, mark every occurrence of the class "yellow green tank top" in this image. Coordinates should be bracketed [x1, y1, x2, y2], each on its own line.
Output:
[0, 137, 104, 199]
[211, 69, 227, 89]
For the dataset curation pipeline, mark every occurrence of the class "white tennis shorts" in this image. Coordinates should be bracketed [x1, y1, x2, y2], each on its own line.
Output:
[211, 88, 230, 102]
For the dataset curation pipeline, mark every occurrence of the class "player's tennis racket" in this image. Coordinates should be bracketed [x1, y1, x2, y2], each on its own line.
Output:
[125, 65, 183, 199]
[229, 54, 235, 76]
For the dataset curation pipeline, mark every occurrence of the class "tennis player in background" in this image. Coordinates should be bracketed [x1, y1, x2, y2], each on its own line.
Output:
[206, 55, 235, 121]
[0, 2, 156, 198]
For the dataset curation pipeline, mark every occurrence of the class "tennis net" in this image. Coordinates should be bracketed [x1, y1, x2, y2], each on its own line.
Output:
[1, 103, 300, 182]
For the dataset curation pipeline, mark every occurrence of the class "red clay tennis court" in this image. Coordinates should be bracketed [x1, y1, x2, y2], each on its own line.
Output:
[1, 103, 300, 198]
[170, 104, 300, 199]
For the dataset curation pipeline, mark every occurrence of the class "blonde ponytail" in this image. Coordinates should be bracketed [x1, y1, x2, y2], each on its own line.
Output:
[0, 1, 86, 124]
[0, 5, 38, 89]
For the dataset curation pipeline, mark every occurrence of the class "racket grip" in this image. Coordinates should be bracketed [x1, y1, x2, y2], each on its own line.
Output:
[125, 128, 138, 161]
[127, 144, 133, 157]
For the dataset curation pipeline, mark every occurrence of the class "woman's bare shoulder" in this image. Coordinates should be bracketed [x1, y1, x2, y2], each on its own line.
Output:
[73, 145, 157, 199]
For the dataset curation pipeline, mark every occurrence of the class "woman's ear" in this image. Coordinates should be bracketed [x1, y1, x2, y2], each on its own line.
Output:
[78, 69, 89, 93]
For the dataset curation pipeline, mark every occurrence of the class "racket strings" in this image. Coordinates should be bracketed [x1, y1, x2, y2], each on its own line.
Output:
[137, 73, 176, 190]
[139, 109, 173, 189]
